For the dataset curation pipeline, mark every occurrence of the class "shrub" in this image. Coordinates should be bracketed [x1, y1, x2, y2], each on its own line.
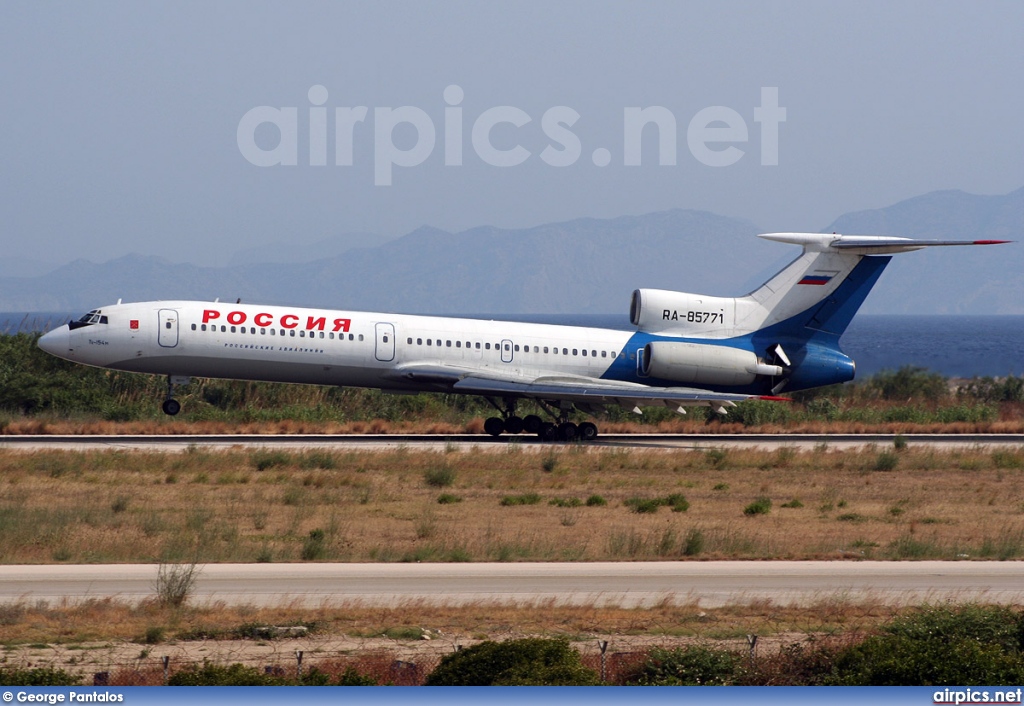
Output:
[625, 497, 661, 514]
[666, 493, 689, 513]
[781, 498, 804, 508]
[744, 497, 772, 516]
[500, 493, 541, 506]
[437, 493, 462, 504]
[425, 637, 599, 686]
[0, 666, 81, 686]
[541, 455, 559, 473]
[169, 662, 289, 686]
[424, 466, 456, 488]
[549, 497, 582, 508]
[831, 605, 1024, 685]
[624, 646, 743, 685]
[585, 494, 607, 507]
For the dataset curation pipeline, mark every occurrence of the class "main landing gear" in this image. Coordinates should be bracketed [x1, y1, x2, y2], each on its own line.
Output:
[161, 375, 191, 416]
[483, 398, 599, 443]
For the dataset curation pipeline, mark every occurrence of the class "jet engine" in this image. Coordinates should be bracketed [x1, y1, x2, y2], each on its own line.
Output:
[642, 341, 783, 387]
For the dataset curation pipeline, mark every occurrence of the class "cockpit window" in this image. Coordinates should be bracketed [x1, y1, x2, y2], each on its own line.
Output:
[69, 310, 107, 330]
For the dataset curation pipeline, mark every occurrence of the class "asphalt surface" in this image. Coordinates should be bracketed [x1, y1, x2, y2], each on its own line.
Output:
[3, 561, 1023, 608]
[1, 433, 1023, 451]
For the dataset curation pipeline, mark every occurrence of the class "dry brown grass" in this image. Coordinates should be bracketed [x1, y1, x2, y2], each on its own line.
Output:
[2, 415, 1023, 436]
[1, 445, 1023, 565]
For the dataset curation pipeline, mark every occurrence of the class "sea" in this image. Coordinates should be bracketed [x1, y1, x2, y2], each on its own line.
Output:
[3, 312, 1022, 379]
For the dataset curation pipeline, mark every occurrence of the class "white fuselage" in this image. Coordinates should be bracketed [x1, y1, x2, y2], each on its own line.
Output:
[42, 300, 638, 391]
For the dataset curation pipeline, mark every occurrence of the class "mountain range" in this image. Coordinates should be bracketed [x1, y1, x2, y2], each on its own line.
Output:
[1, 187, 1021, 315]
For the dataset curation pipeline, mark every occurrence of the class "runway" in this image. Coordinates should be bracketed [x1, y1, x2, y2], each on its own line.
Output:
[3, 561, 1023, 608]
[1, 432, 1023, 451]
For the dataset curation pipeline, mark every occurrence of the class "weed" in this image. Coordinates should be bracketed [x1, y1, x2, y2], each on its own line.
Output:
[154, 561, 201, 607]
[500, 493, 542, 506]
[541, 455, 559, 473]
[744, 497, 772, 516]
[874, 452, 899, 472]
[424, 466, 456, 488]
[683, 529, 705, 556]
[301, 529, 326, 560]
[549, 497, 582, 508]
[781, 499, 804, 509]
[437, 493, 463, 504]
[251, 450, 290, 472]
[713, 483, 730, 492]
[585, 494, 607, 507]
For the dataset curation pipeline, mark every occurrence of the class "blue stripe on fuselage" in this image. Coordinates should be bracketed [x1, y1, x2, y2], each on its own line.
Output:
[599, 256, 891, 394]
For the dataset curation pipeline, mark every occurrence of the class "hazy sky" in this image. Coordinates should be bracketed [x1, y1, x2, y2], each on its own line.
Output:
[2, 1, 1022, 268]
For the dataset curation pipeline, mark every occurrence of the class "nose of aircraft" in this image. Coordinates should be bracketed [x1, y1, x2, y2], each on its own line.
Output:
[37, 326, 71, 358]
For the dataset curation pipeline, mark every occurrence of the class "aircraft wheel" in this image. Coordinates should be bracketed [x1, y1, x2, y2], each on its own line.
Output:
[484, 417, 505, 437]
[557, 422, 578, 442]
[523, 414, 543, 434]
[162, 399, 181, 416]
[578, 422, 598, 441]
[504, 415, 525, 434]
[538, 423, 557, 442]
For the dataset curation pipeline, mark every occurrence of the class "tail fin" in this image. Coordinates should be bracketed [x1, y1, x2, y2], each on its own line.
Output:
[736, 233, 1010, 337]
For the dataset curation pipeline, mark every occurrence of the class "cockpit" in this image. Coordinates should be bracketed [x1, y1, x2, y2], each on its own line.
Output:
[68, 309, 109, 330]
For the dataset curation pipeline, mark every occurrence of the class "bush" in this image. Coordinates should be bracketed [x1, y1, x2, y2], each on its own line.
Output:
[624, 646, 743, 685]
[500, 493, 541, 506]
[436, 493, 462, 504]
[869, 366, 948, 401]
[744, 497, 772, 516]
[585, 494, 607, 507]
[831, 605, 1024, 685]
[424, 466, 456, 488]
[0, 666, 81, 686]
[425, 637, 599, 686]
[682, 529, 705, 556]
[169, 662, 289, 686]
[874, 452, 899, 472]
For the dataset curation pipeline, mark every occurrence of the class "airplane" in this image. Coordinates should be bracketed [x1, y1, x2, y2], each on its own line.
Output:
[37, 233, 1008, 442]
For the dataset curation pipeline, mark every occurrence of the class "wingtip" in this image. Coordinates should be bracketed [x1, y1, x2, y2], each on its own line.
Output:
[973, 240, 1013, 245]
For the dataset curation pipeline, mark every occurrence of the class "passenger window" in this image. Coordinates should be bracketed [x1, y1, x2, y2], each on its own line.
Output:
[201, 324, 206, 331]
[407, 337, 413, 344]
[573, 349, 578, 356]
[427, 339, 432, 346]
[563, 348, 568, 355]
[456, 341, 461, 348]
[230, 326, 236, 333]
[417, 338, 422, 345]
[582, 349, 587, 356]
[329, 332, 334, 339]
[261, 328, 266, 335]
[359, 335, 364, 341]
[601, 351, 607, 358]
[191, 324, 196, 331]
[592, 350, 597, 357]
[446, 340, 451, 347]
[475, 342, 480, 349]
[300, 331, 305, 338]
[543, 347, 549, 354]
[514, 345, 519, 352]
[485, 343, 490, 350]
[290, 330, 295, 337]
[320, 332, 325, 339]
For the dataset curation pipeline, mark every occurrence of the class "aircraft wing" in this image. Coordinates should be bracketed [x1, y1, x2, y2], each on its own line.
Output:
[382, 362, 783, 413]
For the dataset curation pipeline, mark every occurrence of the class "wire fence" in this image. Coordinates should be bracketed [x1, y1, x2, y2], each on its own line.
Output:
[2, 636, 714, 686]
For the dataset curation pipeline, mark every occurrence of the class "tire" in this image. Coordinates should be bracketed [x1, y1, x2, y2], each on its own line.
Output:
[523, 414, 543, 434]
[162, 399, 181, 416]
[557, 422, 578, 442]
[578, 421, 598, 441]
[484, 417, 505, 437]
[539, 423, 558, 442]
[504, 415, 525, 434]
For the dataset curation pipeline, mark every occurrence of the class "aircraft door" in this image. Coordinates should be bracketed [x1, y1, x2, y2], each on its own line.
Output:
[500, 339, 514, 363]
[375, 323, 396, 362]
[158, 309, 179, 348]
